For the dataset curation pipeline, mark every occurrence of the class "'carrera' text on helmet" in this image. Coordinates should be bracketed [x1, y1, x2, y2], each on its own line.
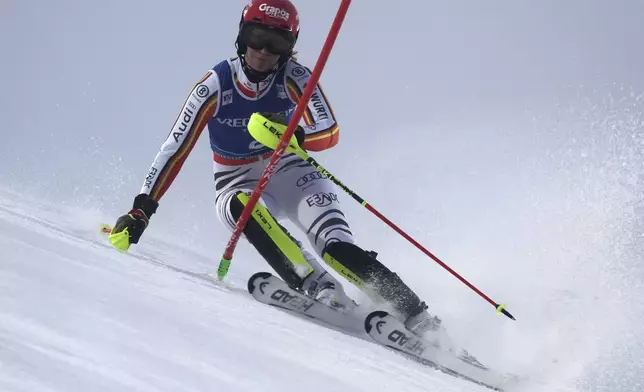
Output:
[259, 3, 290, 21]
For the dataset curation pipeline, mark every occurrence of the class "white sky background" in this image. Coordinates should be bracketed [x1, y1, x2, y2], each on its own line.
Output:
[1, 1, 643, 390]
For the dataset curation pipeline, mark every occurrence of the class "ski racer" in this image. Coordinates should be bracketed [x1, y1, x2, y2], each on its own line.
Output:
[109, 0, 439, 335]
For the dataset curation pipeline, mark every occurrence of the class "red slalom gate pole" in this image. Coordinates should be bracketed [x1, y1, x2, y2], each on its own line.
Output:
[217, 0, 352, 280]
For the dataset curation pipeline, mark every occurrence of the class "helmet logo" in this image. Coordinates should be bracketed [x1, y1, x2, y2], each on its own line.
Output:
[258, 3, 290, 21]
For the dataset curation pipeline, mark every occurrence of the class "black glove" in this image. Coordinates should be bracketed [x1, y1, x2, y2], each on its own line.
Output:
[109, 193, 159, 250]
[261, 112, 305, 147]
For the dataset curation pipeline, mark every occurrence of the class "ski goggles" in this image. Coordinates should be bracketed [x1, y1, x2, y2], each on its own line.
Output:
[241, 23, 295, 56]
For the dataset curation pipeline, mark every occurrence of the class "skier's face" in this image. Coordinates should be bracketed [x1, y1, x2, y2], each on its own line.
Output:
[245, 46, 281, 72]
[240, 23, 294, 73]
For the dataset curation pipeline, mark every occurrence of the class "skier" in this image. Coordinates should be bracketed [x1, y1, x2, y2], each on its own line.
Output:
[109, 0, 439, 335]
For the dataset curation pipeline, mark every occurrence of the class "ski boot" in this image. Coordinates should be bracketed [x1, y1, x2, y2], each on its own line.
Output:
[404, 301, 442, 335]
[302, 271, 356, 312]
[321, 241, 445, 332]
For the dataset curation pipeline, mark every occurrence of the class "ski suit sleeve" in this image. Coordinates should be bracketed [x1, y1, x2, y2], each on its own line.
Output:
[139, 70, 220, 201]
[284, 62, 339, 152]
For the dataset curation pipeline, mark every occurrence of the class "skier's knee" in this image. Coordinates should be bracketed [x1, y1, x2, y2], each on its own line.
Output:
[308, 213, 355, 254]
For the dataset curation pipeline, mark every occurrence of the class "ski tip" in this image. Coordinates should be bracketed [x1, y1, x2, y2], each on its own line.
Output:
[247, 271, 273, 294]
[364, 310, 389, 333]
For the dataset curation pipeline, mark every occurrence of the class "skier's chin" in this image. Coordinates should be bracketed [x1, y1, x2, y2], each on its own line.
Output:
[245, 48, 279, 73]
[247, 60, 277, 73]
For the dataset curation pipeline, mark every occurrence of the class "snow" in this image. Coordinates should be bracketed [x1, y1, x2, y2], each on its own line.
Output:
[0, 189, 505, 392]
[1, 152, 641, 392]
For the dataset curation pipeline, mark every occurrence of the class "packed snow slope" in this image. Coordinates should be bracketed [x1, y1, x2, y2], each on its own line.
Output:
[1, 110, 642, 392]
[0, 169, 639, 392]
[0, 189, 519, 392]
[1, 1, 643, 391]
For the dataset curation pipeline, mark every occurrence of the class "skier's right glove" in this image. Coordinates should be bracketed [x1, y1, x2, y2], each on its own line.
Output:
[109, 193, 158, 251]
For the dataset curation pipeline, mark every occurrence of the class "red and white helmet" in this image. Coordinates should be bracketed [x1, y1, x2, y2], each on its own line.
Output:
[240, 0, 300, 41]
[236, 0, 300, 63]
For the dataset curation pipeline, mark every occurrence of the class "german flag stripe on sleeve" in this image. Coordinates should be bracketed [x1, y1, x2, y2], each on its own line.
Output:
[149, 95, 218, 201]
[286, 78, 315, 125]
[285, 76, 339, 151]
[303, 124, 339, 151]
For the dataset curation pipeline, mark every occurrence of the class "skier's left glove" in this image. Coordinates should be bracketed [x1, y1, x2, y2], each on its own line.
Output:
[261, 112, 305, 147]
[109, 194, 158, 251]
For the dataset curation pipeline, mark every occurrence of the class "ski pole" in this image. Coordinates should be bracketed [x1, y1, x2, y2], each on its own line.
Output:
[217, 0, 353, 281]
[244, 113, 516, 321]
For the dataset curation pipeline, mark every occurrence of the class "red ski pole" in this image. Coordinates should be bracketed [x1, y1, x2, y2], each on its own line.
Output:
[217, 0, 352, 280]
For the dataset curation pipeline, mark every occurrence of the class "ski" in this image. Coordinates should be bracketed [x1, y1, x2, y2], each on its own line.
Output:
[247, 272, 511, 391]
[364, 310, 509, 391]
[247, 272, 365, 335]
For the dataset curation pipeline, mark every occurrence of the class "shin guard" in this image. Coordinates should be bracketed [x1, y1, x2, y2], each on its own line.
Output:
[322, 241, 426, 318]
[230, 192, 313, 288]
